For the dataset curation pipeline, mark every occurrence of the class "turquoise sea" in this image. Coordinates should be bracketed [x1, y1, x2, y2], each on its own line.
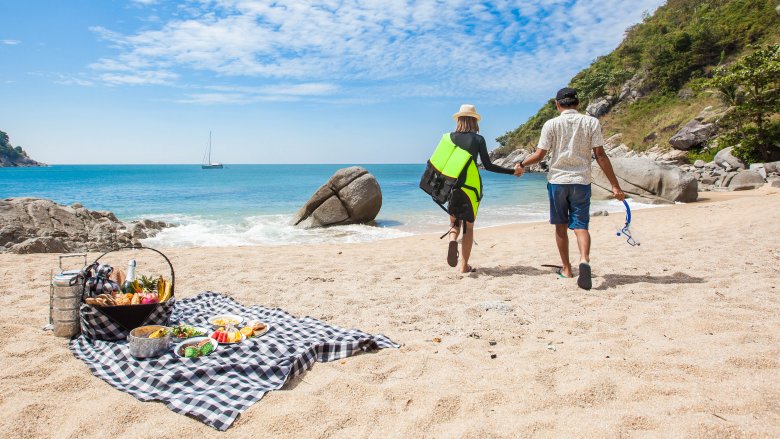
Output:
[0, 164, 633, 246]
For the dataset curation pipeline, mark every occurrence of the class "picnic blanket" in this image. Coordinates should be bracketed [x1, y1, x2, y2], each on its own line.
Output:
[69, 291, 399, 430]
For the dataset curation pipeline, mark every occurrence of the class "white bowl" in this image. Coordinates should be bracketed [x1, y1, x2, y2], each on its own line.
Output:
[174, 336, 218, 358]
[208, 314, 244, 328]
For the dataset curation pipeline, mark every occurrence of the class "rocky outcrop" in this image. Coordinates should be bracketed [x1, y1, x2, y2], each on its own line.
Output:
[0, 198, 170, 254]
[0, 154, 46, 167]
[591, 158, 698, 204]
[714, 146, 746, 171]
[669, 119, 717, 151]
[728, 170, 766, 191]
[292, 166, 382, 228]
[0, 130, 45, 167]
[586, 96, 614, 118]
[617, 72, 649, 104]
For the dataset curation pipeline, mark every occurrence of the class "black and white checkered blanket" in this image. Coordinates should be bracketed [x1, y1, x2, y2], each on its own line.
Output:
[69, 292, 399, 430]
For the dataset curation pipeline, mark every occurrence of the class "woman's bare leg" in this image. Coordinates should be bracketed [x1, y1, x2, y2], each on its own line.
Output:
[449, 215, 460, 241]
[460, 221, 475, 273]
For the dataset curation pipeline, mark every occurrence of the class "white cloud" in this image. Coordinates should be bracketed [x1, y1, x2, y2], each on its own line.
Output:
[100, 70, 179, 85]
[1, 39, 20, 45]
[54, 74, 94, 87]
[89, 0, 665, 102]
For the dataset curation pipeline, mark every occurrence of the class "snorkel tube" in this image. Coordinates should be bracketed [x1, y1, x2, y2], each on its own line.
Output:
[616, 200, 640, 246]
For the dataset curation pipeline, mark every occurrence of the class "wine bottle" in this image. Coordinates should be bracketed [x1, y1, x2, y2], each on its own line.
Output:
[122, 259, 137, 294]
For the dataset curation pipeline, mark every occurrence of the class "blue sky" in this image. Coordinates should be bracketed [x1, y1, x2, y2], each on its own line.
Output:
[0, 0, 663, 164]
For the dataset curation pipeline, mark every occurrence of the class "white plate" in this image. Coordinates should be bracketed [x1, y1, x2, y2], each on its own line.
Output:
[208, 314, 244, 327]
[210, 330, 245, 344]
[168, 325, 209, 339]
[245, 320, 270, 337]
[174, 337, 218, 358]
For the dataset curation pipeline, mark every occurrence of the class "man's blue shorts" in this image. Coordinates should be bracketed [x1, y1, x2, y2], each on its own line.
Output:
[547, 183, 591, 230]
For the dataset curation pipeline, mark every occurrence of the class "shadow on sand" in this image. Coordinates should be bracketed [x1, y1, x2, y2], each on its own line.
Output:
[476, 264, 554, 278]
[594, 272, 705, 290]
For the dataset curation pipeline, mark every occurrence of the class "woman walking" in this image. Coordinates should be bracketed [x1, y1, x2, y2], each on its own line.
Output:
[432, 104, 521, 273]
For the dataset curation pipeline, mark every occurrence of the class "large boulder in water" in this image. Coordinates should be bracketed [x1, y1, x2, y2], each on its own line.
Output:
[292, 166, 382, 228]
[591, 158, 698, 204]
[0, 197, 171, 253]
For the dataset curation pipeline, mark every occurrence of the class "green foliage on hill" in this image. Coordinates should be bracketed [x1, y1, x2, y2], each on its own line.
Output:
[496, 0, 780, 154]
[708, 44, 780, 163]
[0, 130, 30, 161]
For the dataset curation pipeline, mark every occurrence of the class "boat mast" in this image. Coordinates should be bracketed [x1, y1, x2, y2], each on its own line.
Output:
[208, 131, 212, 164]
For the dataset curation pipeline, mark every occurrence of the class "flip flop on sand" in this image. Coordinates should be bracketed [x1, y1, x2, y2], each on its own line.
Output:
[462, 265, 476, 273]
[577, 262, 592, 290]
[554, 267, 573, 279]
[447, 241, 459, 267]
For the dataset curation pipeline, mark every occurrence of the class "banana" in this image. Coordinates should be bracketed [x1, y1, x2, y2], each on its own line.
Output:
[159, 279, 173, 303]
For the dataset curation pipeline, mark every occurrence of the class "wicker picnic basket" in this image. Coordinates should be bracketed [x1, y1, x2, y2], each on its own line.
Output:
[79, 245, 176, 341]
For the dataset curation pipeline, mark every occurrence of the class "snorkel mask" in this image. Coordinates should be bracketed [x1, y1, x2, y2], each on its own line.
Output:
[616, 200, 640, 246]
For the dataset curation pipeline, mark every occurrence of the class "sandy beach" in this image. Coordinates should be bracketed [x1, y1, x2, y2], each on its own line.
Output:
[1, 187, 779, 438]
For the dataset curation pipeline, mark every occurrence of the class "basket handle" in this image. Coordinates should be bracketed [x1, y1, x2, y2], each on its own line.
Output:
[92, 245, 175, 296]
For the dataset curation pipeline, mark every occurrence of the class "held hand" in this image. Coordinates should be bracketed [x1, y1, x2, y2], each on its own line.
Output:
[513, 163, 525, 177]
[612, 186, 626, 201]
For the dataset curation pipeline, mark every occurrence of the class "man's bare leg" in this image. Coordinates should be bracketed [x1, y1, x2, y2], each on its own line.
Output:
[572, 228, 591, 264]
[555, 224, 573, 277]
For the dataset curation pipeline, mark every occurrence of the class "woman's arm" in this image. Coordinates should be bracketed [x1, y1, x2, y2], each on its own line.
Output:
[478, 139, 514, 175]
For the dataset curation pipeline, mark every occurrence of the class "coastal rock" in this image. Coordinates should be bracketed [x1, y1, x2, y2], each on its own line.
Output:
[292, 166, 382, 228]
[586, 96, 613, 118]
[591, 210, 609, 217]
[0, 197, 171, 254]
[749, 163, 768, 179]
[714, 147, 746, 171]
[591, 158, 698, 204]
[618, 73, 648, 103]
[669, 119, 717, 151]
[728, 170, 766, 191]
[694, 160, 706, 168]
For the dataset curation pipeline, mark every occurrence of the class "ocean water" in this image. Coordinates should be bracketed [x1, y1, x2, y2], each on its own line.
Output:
[0, 164, 635, 246]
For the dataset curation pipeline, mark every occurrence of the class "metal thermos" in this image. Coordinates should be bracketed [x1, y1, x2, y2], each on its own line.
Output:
[49, 254, 87, 337]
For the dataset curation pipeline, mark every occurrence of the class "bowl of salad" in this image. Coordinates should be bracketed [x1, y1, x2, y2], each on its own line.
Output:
[168, 324, 208, 339]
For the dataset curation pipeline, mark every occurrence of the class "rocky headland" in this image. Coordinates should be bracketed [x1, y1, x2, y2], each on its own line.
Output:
[0, 198, 171, 254]
[0, 130, 45, 167]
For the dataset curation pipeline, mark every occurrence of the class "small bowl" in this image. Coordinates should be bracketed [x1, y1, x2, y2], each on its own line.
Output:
[208, 314, 244, 328]
[175, 336, 219, 358]
[128, 325, 171, 359]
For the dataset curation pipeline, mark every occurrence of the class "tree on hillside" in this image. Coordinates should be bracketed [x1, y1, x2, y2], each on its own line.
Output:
[709, 45, 780, 163]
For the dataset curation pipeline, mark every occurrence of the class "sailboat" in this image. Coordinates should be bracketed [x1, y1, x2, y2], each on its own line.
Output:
[201, 131, 223, 169]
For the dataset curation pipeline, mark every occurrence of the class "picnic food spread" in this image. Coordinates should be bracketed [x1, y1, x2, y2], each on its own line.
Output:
[84, 274, 172, 307]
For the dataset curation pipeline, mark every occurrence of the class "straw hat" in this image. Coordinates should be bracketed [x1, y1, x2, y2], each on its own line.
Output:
[452, 104, 481, 121]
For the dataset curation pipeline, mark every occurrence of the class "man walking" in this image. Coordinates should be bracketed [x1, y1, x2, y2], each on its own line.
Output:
[515, 87, 625, 290]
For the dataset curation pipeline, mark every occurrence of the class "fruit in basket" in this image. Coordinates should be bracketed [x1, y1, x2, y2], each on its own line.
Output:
[141, 293, 159, 305]
[139, 275, 158, 293]
[131, 293, 141, 305]
[157, 278, 172, 303]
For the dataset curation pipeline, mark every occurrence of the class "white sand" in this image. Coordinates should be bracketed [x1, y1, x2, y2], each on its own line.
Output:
[1, 187, 779, 438]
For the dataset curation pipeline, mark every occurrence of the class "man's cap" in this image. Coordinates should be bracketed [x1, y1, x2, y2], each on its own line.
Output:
[555, 87, 578, 101]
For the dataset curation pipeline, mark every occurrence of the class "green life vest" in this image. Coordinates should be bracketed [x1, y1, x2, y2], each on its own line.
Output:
[419, 133, 483, 222]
